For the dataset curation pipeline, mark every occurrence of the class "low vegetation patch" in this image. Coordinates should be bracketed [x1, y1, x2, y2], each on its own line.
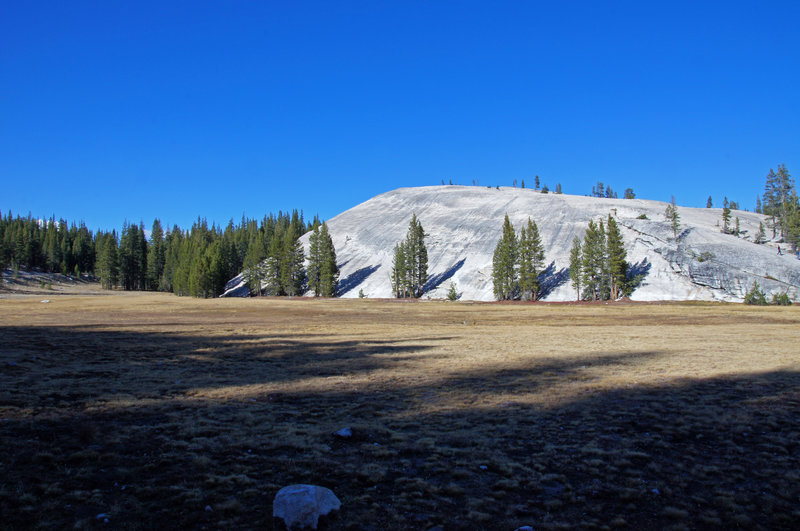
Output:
[1, 294, 799, 529]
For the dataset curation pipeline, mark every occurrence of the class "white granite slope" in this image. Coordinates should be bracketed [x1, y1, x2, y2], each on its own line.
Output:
[223, 186, 800, 302]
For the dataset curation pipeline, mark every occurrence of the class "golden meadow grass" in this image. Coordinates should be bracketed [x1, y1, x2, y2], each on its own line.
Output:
[1, 293, 799, 529]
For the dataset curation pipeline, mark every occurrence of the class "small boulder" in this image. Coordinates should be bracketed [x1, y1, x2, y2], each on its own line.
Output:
[273, 484, 341, 530]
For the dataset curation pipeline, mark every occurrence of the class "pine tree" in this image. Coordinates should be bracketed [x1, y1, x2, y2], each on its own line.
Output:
[518, 217, 545, 301]
[756, 222, 766, 244]
[391, 215, 428, 298]
[307, 224, 323, 296]
[665, 197, 680, 241]
[96, 232, 120, 289]
[447, 282, 458, 301]
[569, 236, 582, 301]
[119, 222, 135, 290]
[308, 222, 338, 297]
[161, 226, 183, 293]
[706, 196, 713, 208]
[280, 230, 306, 296]
[318, 222, 339, 297]
[554, 183, 562, 194]
[73, 224, 94, 275]
[119, 222, 148, 290]
[492, 214, 518, 300]
[407, 214, 428, 297]
[606, 215, 627, 300]
[624, 188, 636, 199]
[202, 239, 231, 297]
[734, 217, 740, 237]
[721, 205, 731, 234]
[763, 168, 780, 238]
[534, 175, 540, 189]
[242, 233, 267, 295]
[581, 219, 606, 300]
[391, 242, 408, 298]
[189, 243, 213, 298]
[776, 164, 795, 239]
[146, 219, 165, 291]
[785, 192, 800, 251]
[263, 234, 284, 295]
[135, 222, 148, 288]
[521, 179, 525, 189]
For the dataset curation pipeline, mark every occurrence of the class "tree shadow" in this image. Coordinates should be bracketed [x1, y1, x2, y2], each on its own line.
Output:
[537, 261, 570, 299]
[422, 258, 466, 295]
[337, 264, 381, 296]
[3, 323, 799, 530]
[627, 258, 652, 293]
[0, 325, 450, 395]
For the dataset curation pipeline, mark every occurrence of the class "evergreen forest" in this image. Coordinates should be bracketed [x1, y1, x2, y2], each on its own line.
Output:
[0, 210, 330, 298]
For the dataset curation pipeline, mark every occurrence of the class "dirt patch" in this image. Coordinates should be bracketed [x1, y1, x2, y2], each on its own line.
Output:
[1, 294, 799, 529]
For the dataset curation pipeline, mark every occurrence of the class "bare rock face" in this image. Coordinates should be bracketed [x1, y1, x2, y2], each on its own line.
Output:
[224, 186, 800, 302]
[273, 484, 340, 530]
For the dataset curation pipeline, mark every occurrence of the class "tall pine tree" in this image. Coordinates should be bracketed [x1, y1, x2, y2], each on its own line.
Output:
[146, 219, 166, 291]
[518, 217, 545, 301]
[390, 215, 428, 298]
[606, 215, 627, 300]
[492, 214, 518, 300]
[307, 222, 339, 297]
[96, 231, 120, 289]
[581, 219, 606, 301]
[391, 242, 408, 298]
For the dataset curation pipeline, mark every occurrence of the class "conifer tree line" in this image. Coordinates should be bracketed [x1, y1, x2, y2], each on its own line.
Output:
[568, 215, 632, 301]
[240, 211, 317, 297]
[1, 210, 330, 299]
[0, 214, 95, 276]
[489, 212, 632, 302]
[391, 214, 428, 298]
[758, 164, 800, 248]
[491, 215, 546, 300]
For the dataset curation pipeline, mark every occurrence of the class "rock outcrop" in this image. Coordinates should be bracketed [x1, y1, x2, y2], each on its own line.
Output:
[224, 186, 800, 302]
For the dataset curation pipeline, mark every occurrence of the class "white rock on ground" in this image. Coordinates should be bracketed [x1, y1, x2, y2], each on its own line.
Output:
[224, 185, 800, 302]
[273, 484, 341, 530]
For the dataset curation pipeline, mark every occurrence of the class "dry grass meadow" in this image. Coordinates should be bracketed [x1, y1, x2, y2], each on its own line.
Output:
[1, 290, 799, 530]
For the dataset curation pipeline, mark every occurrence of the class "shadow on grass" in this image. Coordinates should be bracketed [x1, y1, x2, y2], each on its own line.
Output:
[0, 325, 450, 395]
[1, 327, 799, 530]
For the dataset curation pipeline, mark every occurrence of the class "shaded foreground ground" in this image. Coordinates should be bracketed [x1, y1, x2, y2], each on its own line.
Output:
[1, 294, 799, 530]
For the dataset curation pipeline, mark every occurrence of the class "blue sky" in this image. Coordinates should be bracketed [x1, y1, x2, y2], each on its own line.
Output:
[1, 1, 798, 232]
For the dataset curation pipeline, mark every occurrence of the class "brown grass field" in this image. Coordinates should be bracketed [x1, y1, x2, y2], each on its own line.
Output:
[1, 291, 799, 530]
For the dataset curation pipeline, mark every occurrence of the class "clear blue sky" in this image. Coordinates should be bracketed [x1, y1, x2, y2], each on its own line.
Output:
[2, 1, 798, 232]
